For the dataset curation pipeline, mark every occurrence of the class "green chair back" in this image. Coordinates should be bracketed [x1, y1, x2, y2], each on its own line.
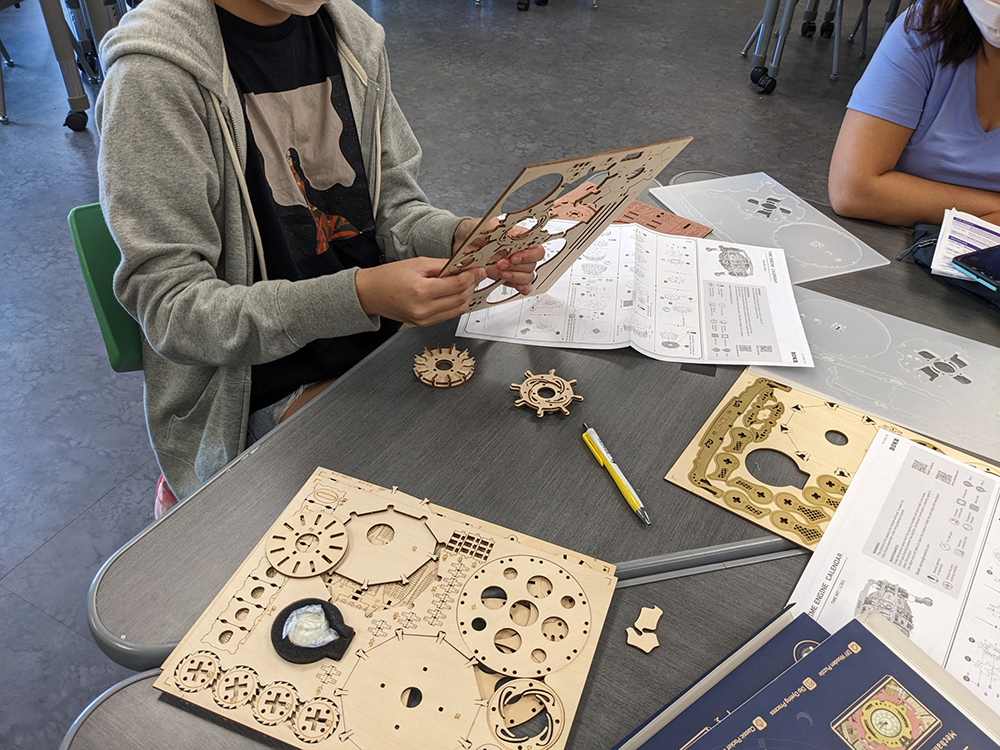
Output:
[69, 204, 144, 372]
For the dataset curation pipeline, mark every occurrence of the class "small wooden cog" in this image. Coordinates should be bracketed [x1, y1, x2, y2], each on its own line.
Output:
[510, 369, 583, 417]
[413, 343, 476, 388]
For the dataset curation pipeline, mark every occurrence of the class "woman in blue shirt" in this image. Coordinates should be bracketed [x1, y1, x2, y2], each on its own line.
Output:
[829, 0, 1000, 227]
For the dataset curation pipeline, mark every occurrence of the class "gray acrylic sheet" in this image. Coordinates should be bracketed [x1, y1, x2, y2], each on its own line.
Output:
[92, 320, 770, 659]
[753, 287, 1000, 463]
[649, 172, 890, 284]
[68, 556, 809, 750]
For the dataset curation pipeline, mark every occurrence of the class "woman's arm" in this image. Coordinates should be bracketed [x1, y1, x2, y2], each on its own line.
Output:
[828, 109, 1000, 226]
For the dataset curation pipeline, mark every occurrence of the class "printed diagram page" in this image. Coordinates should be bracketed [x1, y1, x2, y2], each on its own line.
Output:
[789, 430, 1000, 711]
[455, 220, 634, 349]
[628, 227, 813, 367]
[931, 208, 1000, 280]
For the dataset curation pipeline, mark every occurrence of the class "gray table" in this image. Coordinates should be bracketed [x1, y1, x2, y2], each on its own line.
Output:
[70, 212, 998, 749]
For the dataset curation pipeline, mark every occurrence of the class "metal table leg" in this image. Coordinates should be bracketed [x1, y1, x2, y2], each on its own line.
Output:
[36, 0, 91, 127]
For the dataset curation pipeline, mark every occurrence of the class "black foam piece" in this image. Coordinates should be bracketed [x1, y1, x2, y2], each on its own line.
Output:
[270, 598, 355, 664]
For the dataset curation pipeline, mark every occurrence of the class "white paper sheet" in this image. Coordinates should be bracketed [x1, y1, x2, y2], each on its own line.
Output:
[931, 208, 1000, 280]
[789, 430, 1000, 710]
[456, 223, 813, 368]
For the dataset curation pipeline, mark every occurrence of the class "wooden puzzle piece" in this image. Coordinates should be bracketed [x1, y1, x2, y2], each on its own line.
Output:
[413, 344, 476, 388]
[153, 468, 617, 750]
[441, 138, 692, 312]
[626, 627, 659, 654]
[667, 371, 1000, 551]
[633, 605, 663, 633]
[511, 369, 583, 417]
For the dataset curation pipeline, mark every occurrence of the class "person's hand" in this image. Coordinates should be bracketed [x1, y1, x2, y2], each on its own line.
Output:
[355, 257, 485, 327]
[452, 217, 545, 295]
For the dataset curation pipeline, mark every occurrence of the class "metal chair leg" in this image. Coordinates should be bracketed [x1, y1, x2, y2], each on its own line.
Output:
[831, 0, 843, 79]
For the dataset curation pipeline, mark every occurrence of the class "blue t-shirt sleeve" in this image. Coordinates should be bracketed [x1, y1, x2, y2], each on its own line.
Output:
[847, 12, 939, 129]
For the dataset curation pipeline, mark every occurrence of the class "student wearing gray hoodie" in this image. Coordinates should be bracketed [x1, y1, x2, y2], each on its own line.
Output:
[97, 0, 541, 503]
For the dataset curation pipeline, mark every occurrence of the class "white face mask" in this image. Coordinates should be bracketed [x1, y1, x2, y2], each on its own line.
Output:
[258, 0, 325, 16]
[965, 0, 1000, 48]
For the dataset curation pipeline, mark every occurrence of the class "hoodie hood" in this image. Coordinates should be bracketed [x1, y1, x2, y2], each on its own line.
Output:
[99, 0, 384, 99]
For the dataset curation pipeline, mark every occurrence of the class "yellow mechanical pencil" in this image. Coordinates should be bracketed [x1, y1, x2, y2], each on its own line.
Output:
[581, 422, 651, 525]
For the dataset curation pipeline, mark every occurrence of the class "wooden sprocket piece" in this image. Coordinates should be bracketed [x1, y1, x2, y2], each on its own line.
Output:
[265, 508, 348, 578]
[413, 343, 476, 388]
[511, 370, 583, 417]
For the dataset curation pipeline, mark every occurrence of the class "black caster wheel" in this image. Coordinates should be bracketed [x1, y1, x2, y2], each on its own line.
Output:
[756, 74, 777, 94]
[64, 110, 88, 131]
[801, 20, 816, 36]
[750, 66, 768, 85]
[3, 59, 12, 68]
[820, 21, 834, 37]
[535, 0, 548, 5]
[517, 0, 529, 9]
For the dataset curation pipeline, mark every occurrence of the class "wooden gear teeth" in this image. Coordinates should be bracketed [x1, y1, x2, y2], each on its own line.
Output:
[413, 344, 476, 388]
[510, 369, 584, 417]
[265, 508, 348, 578]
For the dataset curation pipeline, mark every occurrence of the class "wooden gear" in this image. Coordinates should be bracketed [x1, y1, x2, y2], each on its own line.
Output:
[440, 138, 692, 312]
[154, 468, 617, 750]
[511, 369, 584, 418]
[666, 371, 1000, 551]
[412, 344, 476, 388]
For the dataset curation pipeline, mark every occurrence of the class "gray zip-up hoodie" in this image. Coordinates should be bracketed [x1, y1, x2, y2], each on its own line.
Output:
[97, 0, 462, 500]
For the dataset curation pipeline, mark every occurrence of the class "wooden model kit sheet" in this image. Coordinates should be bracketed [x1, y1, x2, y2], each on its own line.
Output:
[442, 138, 692, 312]
[665, 371, 1000, 551]
[154, 468, 617, 750]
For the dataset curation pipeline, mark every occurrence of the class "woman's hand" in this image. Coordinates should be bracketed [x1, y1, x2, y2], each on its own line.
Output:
[452, 217, 546, 295]
[355, 257, 485, 327]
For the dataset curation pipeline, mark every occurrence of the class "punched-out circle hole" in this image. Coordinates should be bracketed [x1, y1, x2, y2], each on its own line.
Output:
[482, 586, 507, 610]
[494, 628, 522, 654]
[537, 387, 556, 399]
[504, 567, 518, 580]
[295, 533, 319, 552]
[367, 524, 395, 545]
[471, 617, 488, 632]
[510, 600, 539, 627]
[526, 575, 553, 598]
[542, 616, 569, 641]
[401, 687, 422, 708]
[235, 608, 249, 621]
[531, 648, 547, 663]
[435, 360, 453, 371]
[560, 596, 575, 609]
[825, 430, 848, 446]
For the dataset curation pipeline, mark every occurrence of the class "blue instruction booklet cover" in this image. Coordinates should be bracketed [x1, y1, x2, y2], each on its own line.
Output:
[616, 611, 829, 749]
[682, 613, 1000, 750]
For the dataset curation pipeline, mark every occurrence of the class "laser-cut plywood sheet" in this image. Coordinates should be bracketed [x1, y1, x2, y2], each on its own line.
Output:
[441, 138, 692, 312]
[154, 468, 617, 750]
[649, 172, 890, 284]
[665, 371, 1000, 551]
[752, 287, 1000, 463]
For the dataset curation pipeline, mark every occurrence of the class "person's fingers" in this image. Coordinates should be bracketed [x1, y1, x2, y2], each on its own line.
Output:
[413, 276, 479, 326]
[429, 267, 485, 298]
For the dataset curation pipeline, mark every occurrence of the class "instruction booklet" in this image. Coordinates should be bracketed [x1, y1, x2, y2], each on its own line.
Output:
[789, 429, 1000, 714]
[456, 221, 813, 368]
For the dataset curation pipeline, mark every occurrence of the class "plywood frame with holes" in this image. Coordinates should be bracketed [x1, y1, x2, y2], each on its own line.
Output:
[440, 137, 692, 312]
[154, 468, 617, 750]
[666, 371, 1000, 551]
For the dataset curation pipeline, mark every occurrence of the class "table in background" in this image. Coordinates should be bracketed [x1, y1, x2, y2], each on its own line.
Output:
[66, 210, 999, 750]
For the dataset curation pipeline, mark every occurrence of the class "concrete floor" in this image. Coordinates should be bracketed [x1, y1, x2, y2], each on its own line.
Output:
[0, 0, 882, 746]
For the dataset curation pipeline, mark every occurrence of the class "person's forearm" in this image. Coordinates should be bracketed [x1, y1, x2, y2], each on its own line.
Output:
[830, 169, 1000, 227]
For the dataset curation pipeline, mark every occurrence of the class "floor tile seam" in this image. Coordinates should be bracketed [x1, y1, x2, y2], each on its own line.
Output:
[0, 456, 159, 589]
[0, 581, 89, 638]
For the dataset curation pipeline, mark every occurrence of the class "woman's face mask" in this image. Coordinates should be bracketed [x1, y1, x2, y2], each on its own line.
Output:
[258, 0, 325, 16]
[965, 0, 1000, 48]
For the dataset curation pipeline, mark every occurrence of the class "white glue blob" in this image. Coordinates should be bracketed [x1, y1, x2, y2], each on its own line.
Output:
[282, 604, 340, 648]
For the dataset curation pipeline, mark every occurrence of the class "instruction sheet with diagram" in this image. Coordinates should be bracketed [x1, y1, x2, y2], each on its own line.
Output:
[789, 430, 1000, 712]
[456, 221, 812, 367]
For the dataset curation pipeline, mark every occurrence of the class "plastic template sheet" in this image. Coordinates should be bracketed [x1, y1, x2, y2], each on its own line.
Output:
[649, 172, 889, 284]
[752, 287, 1000, 462]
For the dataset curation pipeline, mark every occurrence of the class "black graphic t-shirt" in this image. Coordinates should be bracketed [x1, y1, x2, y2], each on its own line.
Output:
[217, 7, 400, 412]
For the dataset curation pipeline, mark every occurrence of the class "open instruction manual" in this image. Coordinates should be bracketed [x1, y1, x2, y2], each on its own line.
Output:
[931, 208, 1000, 280]
[456, 220, 813, 367]
[789, 429, 1000, 713]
